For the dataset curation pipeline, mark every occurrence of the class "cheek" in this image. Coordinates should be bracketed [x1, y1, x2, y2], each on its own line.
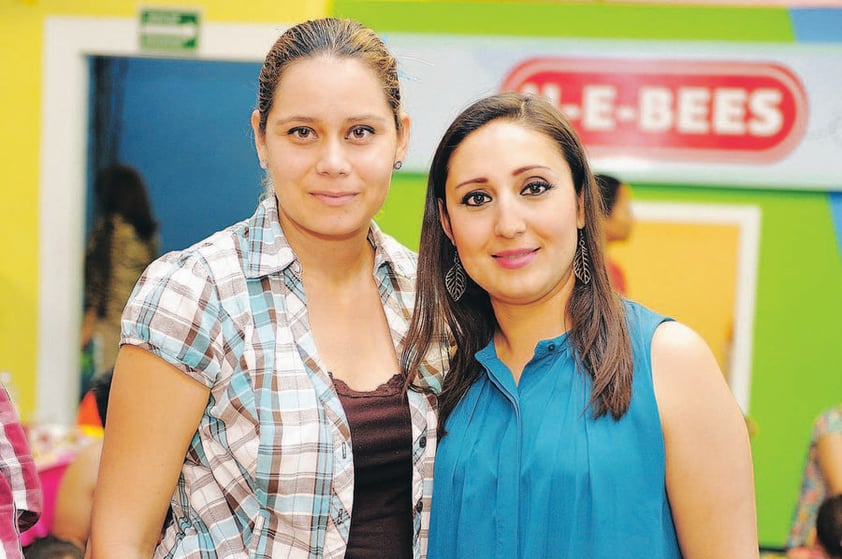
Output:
[537, 207, 580, 250]
[448, 216, 487, 265]
[268, 146, 309, 174]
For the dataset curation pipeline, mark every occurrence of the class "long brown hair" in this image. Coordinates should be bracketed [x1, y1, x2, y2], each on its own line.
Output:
[86, 164, 158, 319]
[401, 93, 633, 427]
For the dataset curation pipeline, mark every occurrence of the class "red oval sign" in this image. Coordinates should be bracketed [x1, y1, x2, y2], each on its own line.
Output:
[500, 57, 808, 163]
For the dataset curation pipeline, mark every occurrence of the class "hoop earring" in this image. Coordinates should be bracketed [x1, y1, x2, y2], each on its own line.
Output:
[573, 227, 591, 285]
[393, 160, 403, 170]
[445, 252, 466, 301]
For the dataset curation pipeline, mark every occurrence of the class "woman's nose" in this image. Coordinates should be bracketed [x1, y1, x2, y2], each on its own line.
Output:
[494, 201, 527, 238]
[315, 138, 351, 176]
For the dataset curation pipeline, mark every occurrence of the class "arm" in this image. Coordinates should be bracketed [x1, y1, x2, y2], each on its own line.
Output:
[89, 345, 209, 558]
[52, 440, 102, 550]
[651, 321, 758, 559]
[816, 429, 842, 494]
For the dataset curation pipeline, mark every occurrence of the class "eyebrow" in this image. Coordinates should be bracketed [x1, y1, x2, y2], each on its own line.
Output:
[453, 164, 552, 190]
[272, 114, 389, 127]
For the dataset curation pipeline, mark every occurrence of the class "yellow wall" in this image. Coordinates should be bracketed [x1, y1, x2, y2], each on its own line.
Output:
[611, 219, 740, 377]
[0, 0, 330, 420]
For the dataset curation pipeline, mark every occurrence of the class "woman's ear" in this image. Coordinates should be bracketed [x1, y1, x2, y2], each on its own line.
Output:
[396, 112, 411, 163]
[251, 110, 268, 166]
[577, 190, 586, 229]
[438, 199, 455, 244]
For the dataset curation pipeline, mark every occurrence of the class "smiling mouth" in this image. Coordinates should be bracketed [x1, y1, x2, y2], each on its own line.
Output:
[491, 248, 538, 270]
[312, 192, 358, 206]
[493, 248, 538, 259]
[492, 248, 539, 269]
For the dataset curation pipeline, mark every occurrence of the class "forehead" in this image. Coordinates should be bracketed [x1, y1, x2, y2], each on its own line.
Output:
[449, 119, 569, 175]
[272, 56, 392, 116]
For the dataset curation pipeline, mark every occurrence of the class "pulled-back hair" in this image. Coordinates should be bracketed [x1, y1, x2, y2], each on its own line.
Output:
[255, 18, 403, 135]
[402, 93, 633, 427]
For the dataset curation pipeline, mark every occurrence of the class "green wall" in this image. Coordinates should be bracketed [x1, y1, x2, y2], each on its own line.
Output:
[340, 0, 842, 546]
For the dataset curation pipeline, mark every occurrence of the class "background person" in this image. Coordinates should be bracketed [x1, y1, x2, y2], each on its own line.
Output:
[50, 372, 113, 552]
[81, 164, 159, 382]
[0, 383, 41, 559]
[403, 93, 757, 559]
[23, 535, 83, 559]
[816, 494, 842, 559]
[788, 405, 842, 556]
[89, 18, 445, 559]
[594, 173, 633, 295]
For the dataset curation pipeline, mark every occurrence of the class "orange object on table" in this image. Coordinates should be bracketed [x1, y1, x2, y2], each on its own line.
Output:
[75, 390, 102, 429]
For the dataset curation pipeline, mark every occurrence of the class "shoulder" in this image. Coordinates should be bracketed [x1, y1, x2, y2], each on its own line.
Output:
[650, 320, 737, 427]
[651, 320, 722, 394]
[815, 405, 842, 435]
[140, 212, 257, 288]
[125, 222, 253, 330]
[651, 320, 711, 363]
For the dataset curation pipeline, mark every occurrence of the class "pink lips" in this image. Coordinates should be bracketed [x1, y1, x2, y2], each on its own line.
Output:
[312, 191, 358, 207]
[493, 248, 538, 270]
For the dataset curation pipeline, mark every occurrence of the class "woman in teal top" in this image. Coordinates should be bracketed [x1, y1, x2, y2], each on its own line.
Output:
[402, 93, 758, 558]
[431, 300, 679, 558]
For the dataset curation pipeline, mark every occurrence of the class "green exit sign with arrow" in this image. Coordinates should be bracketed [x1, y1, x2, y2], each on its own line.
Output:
[139, 8, 201, 53]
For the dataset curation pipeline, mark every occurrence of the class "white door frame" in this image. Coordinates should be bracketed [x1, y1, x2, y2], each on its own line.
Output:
[38, 17, 280, 424]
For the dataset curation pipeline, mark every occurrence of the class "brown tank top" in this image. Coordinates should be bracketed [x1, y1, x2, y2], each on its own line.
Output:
[332, 372, 413, 559]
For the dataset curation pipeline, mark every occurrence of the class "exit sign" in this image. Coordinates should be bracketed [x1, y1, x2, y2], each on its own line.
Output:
[139, 8, 200, 53]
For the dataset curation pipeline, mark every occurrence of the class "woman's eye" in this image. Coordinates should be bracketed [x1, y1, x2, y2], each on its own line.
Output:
[348, 126, 374, 140]
[288, 126, 315, 139]
[462, 192, 491, 207]
[522, 180, 552, 196]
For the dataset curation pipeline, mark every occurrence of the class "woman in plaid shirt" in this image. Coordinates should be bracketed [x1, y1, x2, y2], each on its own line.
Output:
[90, 18, 446, 559]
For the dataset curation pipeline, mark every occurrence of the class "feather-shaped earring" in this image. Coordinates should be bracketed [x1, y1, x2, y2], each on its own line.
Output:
[445, 252, 466, 301]
[573, 227, 591, 285]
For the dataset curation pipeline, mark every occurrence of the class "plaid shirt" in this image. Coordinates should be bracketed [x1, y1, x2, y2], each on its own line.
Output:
[0, 385, 41, 559]
[122, 196, 446, 559]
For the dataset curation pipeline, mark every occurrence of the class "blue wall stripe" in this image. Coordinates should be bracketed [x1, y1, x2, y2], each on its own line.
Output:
[789, 8, 842, 43]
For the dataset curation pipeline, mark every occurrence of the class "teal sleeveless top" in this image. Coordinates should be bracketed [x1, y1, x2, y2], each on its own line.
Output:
[428, 301, 681, 559]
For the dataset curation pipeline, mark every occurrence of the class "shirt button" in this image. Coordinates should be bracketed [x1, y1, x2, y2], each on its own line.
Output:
[548, 343, 556, 352]
[415, 500, 424, 513]
[419, 435, 427, 448]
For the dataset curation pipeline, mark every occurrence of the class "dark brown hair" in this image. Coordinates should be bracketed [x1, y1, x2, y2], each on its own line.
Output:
[86, 164, 158, 319]
[93, 164, 157, 241]
[817, 494, 842, 558]
[402, 93, 633, 426]
[255, 18, 404, 135]
[594, 173, 622, 216]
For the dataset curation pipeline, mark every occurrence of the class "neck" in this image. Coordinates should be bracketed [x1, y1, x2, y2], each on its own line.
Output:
[491, 287, 573, 381]
[284, 225, 375, 285]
